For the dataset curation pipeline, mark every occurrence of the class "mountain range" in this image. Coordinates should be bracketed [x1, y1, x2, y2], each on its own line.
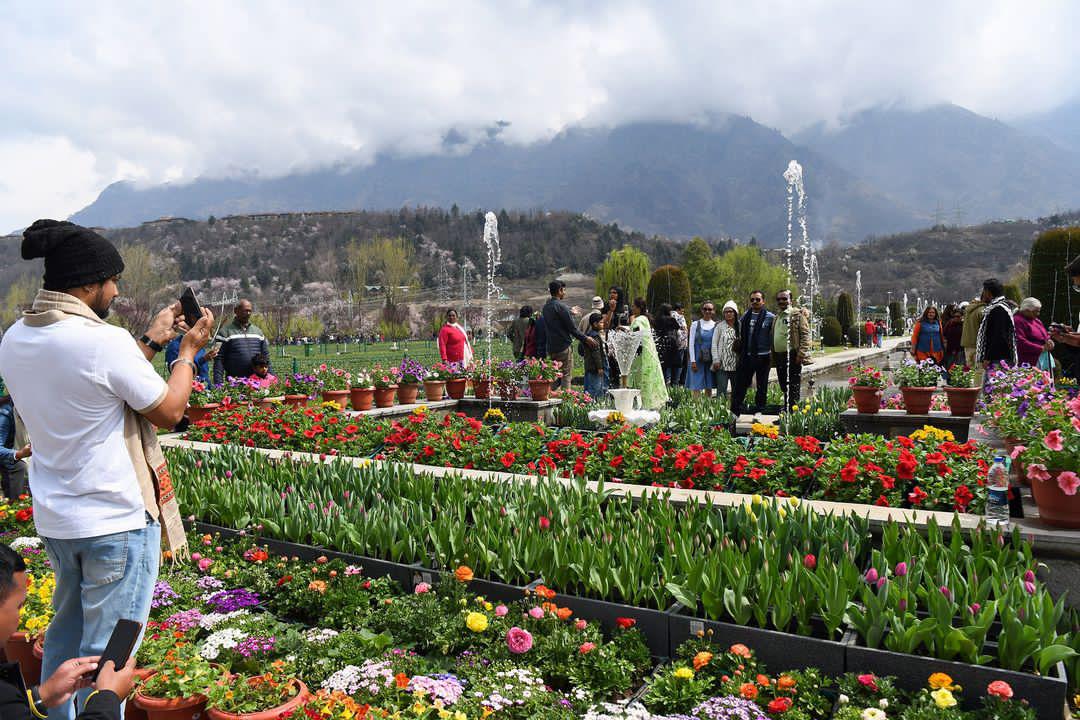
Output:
[71, 103, 1080, 245]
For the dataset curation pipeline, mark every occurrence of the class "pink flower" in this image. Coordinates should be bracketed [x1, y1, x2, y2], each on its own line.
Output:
[414, 582, 431, 594]
[578, 642, 596, 654]
[894, 561, 908, 577]
[969, 603, 981, 614]
[495, 605, 508, 617]
[191, 553, 202, 562]
[1043, 429, 1065, 452]
[1023, 569, 1035, 583]
[528, 606, 544, 619]
[574, 619, 587, 630]
[1057, 470, 1080, 496]
[1023, 580, 1036, 595]
[1009, 444, 1026, 460]
[857, 674, 878, 691]
[1026, 463, 1052, 482]
[865, 568, 879, 584]
[506, 626, 534, 654]
[197, 557, 213, 572]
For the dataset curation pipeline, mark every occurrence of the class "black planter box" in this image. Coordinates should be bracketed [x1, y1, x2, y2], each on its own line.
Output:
[546, 591, 676, 657]
[667, 604, 848, 676]
[845, 637, 1068, 718]
[410, 566, 533, 605]
[190, 521, 419, 590]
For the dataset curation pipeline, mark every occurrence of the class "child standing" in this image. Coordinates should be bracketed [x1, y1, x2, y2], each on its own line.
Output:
[247, 353, 278, 389]
[582, 313, 609, 401]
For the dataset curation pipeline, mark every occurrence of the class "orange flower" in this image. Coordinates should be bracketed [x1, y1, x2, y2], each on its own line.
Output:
[756, 674, 771, 687]
[308, 580, 328, 594]
[693, 651, 713, 671]
[455, 566, 474, 583]
[777, 675, 796, 690]
[394, 673, 409, 689]
[542, 602, 558, 614]
[740, 682, 758, 699]
[556, 607, 573, 621]
[534, 585, 556, 600]
[729, 643, 752, 658]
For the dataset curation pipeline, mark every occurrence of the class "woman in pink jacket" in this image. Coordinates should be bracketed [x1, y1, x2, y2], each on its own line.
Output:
[1013, 297, 1052, 367]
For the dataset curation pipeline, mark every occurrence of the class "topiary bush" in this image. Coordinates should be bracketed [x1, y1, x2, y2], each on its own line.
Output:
[888, 301, 903, 335]
[821, 316, 843, 346]
[646, 264, 692, 314]
[836, 292, 855, 332]
[1029, 227, 1080, 326]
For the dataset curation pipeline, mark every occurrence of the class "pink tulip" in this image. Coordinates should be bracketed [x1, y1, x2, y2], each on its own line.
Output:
[969, 603, 981, 614]
[414, 582, 431, 594]
[1023, 569, 1035, 583]
[1024, 580, 1036, 595]
[1057, 470, 1080, 496]
[865, 568, 879, 584]
[197, 557, 213, 572]
[894, 561, 908, 577]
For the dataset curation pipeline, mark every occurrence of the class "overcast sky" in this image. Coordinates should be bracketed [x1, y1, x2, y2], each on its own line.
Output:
[2, 1, 1078, 233]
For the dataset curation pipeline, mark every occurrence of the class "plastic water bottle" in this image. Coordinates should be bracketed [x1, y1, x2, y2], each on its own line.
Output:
[985, 455, 1010, 530]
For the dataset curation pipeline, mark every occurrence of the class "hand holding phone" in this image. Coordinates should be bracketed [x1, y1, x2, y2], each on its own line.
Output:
[90, 619, 142, 683]
[180, 287, 203, 329]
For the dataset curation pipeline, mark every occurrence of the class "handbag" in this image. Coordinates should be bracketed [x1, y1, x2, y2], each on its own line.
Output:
[1038, 350, 1056, 371]
[695, 321, 712, 365]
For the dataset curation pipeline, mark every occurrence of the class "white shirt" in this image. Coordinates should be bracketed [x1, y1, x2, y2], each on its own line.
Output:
[688, 319, 716, 363]
[0, 316, 168, 539]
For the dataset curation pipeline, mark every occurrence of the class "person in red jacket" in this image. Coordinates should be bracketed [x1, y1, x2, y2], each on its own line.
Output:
[863, 319, 876, 348]
[437, 309, 474, 366]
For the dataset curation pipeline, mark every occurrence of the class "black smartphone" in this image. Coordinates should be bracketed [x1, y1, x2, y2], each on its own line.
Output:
[90, 619, 142, 682]
[179, 287, 202, 328]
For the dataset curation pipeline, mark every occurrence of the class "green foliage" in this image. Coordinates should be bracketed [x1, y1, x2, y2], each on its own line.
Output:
[836, 292, 855, 331]
[821, 316, 843, 346]
[646, 264, 692, 313]
[681, 237, 716, 300]
[703, 245, 790, 308]
[888, 300, 904, 335]
[595, 244, 651, 304]
[1003, 283, 1022, 305]
[378, 320, 409, 340]
[1029, 226, 1080, 326]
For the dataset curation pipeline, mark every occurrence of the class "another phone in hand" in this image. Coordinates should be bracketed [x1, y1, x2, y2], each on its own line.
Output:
[180, 287, 202, 328]
[90, 619, 142, 682]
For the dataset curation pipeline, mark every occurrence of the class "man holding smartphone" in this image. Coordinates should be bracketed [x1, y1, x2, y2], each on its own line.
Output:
[0, 220, 213, 719]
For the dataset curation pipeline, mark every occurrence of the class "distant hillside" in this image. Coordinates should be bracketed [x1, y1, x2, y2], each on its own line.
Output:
[1016, 99, 1080, 154]
[70, 118, 919, 245]
[795, 104, 1080, 225]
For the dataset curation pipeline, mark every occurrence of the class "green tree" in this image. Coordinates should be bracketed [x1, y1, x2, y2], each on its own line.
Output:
[348, 236, 416, 307]
[836, 292, 855, 332]
[0, 274, 37, 331]
[888, 300, 903, 335]
[820, 316, 843, 346]
[596, 245, 650, 304]
[708, 245, 790, 308]
[681, 237, 716, 300]
[646, 265, 692, 313]
[1003, 283, 1022, 306]
[1030, 227, 1080, 326]
[112, 244, 180, 334]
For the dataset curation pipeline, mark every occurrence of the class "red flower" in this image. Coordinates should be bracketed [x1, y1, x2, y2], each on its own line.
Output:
[500, 452, 516, 468]
[924, 451, 945, 465]
[803, 554, 816, 569]
[14, 509, 32, 522]
[538, 516, 551, 530]
[874, 495, 890, 507]
[954, 485, 974, 510]
[794, 466, 814, 478]
[766, 696, 792, 713]
[907, 486, 928, 505]
[840, 458, 860, 483]
[610, 455, 624, 469]
[615, 617, 636, 629]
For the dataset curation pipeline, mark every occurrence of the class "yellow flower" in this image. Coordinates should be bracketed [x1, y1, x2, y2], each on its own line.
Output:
[673, 666, 694, 680]
[777, 506, 787, 519]
[928, 673, 957, 690]
[414, 405, 428, 415]
[465, 612, 489, 632]
[751, 494, 763, 506]
[815, 409, 823, 415]
[321, 400, 342, 410]
[931, 688, 957, 708]
[787, 496, 800, 507]
[606, 411, 626, 425]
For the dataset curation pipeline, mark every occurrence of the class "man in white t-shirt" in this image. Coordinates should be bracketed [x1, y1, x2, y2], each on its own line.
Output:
[0, 220, 213, 719]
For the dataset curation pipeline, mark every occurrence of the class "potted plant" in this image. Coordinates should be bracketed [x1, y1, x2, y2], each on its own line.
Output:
[371, 364, 400, 408]
[441, 361, 469, 399]
[205, 661, 309, 720]
[312, 364, 350, 407]
[424, 362, 455, 402]
[848, 364, 886, 414]
[281, 373, 320, 408]
[396, 358, 426, 404]
[1017, 392, 1080, 528]
[943, 365, 980, 416]
[349, 368, 375, 411]
[493, 360, 523, 401]
[133, 646, 222, 720]
[471, 361, 493, 399]
[893, 358, 941, 415]
[188, 380, 224, 423]
[524, 358, 560, 401]
[5, 569, 53, 685]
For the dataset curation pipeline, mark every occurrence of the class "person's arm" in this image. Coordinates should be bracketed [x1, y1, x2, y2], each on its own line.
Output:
[982, 308, 1008, 362]
[798, 311, 811, 359]
[711, 324, 723, 369]
[212, 342, 225, 384]
[559, 303, 591, 344]
[261, 336, 271, 371]
[437, 326, 449, 360]
[910, 321, 921, 355]
[0, 407, 23, 471]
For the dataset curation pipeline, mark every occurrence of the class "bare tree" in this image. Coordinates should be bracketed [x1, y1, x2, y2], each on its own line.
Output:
[111, 244, 181, 333]
[0, 274, 38, 331]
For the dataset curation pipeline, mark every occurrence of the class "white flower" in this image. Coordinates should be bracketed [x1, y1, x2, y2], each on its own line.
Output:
[303, 627, 340, 644]
[838, 694, 849, 705]
[861, 708, 886, 720]
[199, 628, 244, 660]
[879, 698, 889, 709]
[198, 609, 250, 630]
[10, 537, 42, 550]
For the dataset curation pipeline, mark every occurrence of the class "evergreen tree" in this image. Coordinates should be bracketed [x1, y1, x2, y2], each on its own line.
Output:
[1029, 227, 1080, 326]
[647, 265, 692, 313]
[836, 292, 855, 332]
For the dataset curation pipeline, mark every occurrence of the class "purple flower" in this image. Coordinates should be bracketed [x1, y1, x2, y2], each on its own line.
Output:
[940, 586, 952, 601]
[206, 588, 260, 613]
[1023, 569, 1035, 583]
[165, 609, 203, 632]
[233, 635, 276, 658]
[151, 581, 179, 609]
[1024, 580, 1037, 595]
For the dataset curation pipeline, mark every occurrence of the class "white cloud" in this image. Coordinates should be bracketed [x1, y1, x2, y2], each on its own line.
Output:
[1, 0, 1077, 232]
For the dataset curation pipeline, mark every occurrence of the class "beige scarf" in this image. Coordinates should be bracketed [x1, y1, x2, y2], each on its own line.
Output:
[21, 290, 188, 561]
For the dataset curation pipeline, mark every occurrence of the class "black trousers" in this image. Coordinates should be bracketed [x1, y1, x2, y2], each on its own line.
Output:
[1, 462, 28, 500]
[772, 351, 803, 409]
[732, 354, 771, 413]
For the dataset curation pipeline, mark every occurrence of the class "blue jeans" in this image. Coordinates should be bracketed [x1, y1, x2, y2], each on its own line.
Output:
[584, 371, 608, 401]
[715, 369, 733, 398]
[41, 517, 160, 719]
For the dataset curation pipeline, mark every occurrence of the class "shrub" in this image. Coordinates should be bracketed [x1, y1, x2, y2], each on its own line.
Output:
[821, 316, 843, 346]
[836, 292, 855, 331]
[888, 300, 903, 335]
[646, 265, 692, 314]
[1029, 227, 1080, 326]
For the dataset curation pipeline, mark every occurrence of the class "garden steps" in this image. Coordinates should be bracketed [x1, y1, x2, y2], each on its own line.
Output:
[160, 434, 1003, 540]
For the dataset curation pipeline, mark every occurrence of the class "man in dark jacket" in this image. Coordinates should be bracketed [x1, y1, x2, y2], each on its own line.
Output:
[731, 290, 775, 415]
[509, 306, 532, 360]
[542, 281, 597, 391]
[975, 278, 1017, 372]
[0, 544, 134, 719]
[212, 299, 270, 383]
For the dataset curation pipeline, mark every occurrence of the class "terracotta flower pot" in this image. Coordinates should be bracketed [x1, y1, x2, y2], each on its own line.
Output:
[320, 390, 350, 408]
[127, 668, 157, 720]
[133, 691, 209, 720]
[944, 386, 981, 416]
[473, 380, 491, 399]
[899, 386, 936, 415]
[528, 380, 552, 401]
[206, 679, 309, 720]
[851, 386, 882, 414]
[5, 632, 41, 686]
[423, 380, 446, 402]
[374, 386, 398, 408]
[446, 378, 467, 399]
[397, 383, 420, 404]
[187, 404, 220, 424]
[350, 387, 375, 411]
[1030, 469, 1080, 529]
[283, 394, 309, 409]
[497, 382, 519, 401]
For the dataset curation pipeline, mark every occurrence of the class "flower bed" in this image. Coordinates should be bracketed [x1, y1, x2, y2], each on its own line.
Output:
[183, 404, 990, 514]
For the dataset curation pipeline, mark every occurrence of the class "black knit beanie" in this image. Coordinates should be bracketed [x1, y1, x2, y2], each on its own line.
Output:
[21, 219, 125, 291]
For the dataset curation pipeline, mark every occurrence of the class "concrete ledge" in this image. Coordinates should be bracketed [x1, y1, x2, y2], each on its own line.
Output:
[456, 397, 562, 424]
[839, 409, 973, 441]
[343, 398, 458, 420]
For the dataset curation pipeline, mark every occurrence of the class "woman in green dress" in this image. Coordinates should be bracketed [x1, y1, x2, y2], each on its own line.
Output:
[628, 297, 670, 410]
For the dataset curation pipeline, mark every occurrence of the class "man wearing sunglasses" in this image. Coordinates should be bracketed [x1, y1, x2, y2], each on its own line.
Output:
[731, 290, 775, 415]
